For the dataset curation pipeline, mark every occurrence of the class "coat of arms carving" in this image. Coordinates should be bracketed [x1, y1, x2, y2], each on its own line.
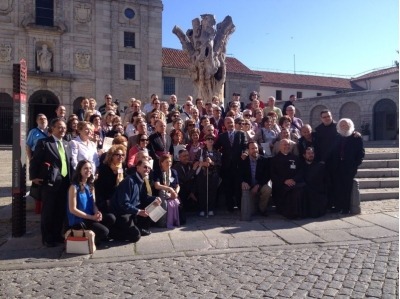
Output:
[75, 50, 91, 69]
[0, 43, 12, 62]
[0, 0, 13, 15]
[75, 4, 91, 23]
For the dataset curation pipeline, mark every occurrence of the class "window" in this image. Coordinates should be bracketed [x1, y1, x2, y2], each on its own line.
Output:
[124, 32, 135, 48]
[296, 91, 303, 99]
[317, 92, 322, 96]
[124, 64, 135, 80]
[124, 8, 135, 19]
[163, 77, 175, 95]
[276, 90, 282, 101]
[36, 0, 54, 27]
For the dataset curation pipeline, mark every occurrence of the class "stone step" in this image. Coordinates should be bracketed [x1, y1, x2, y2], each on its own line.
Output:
[357, 177, 399, 189]
[360, 188, 399, 201]
[359, 159, 399, 169]
[356, 168, 399, 178]
[364, 152, 399, 160]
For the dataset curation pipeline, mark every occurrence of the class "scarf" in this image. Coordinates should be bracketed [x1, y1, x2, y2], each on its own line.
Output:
[110, 162, 124, 186]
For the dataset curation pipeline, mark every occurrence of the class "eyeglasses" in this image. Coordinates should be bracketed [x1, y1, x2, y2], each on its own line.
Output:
[187, 123, 195, 126]
[113, 153, 125, 158]
[140, 139, 149, 142]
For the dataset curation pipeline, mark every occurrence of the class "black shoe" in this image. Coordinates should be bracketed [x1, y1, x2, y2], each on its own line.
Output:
[43, 241, 56, 248]
[55, 237, 65, 244]
[140, 229, 152, 236]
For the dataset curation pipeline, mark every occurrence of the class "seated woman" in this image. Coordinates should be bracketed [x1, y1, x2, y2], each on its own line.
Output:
[95, 145, 126, 217]
[67, 160, 110, 245]
[254, 116, 278, 157]
[153, 154, 181, 229]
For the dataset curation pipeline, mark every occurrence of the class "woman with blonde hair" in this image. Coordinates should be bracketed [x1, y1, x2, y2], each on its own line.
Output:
[70, 121, 100, 174]
[95, 144, 126, 218]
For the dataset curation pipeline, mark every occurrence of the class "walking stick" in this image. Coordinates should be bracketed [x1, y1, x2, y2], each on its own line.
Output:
[206, 166, 209, 218]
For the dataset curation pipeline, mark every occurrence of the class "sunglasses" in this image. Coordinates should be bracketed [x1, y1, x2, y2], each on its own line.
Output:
[206, 138, 214, 141]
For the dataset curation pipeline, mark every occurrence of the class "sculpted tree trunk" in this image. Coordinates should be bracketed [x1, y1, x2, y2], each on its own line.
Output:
[173, 14, 235, 102]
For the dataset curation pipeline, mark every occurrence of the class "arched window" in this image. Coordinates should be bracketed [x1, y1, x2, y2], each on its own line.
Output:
[36, 0, 54, 27]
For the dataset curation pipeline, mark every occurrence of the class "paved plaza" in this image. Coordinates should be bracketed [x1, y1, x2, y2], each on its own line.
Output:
[0, 149, 398, 297]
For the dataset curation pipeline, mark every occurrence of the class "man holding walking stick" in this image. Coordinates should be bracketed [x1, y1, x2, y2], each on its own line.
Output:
[194, 134, 221, 217]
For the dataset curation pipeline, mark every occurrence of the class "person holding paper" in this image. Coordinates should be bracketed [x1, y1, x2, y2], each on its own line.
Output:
[153, 154, 181, 228]
[111, 159, 161, 242]
[254, 116, 277, 157]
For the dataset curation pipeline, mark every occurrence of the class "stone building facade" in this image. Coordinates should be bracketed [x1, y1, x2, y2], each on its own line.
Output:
[0, 0, 162, 139]
[0, 0, 397, 144]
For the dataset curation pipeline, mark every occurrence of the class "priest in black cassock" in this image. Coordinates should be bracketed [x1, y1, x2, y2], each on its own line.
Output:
[303, 147, 328, 218]
[271, 139, 305, 219]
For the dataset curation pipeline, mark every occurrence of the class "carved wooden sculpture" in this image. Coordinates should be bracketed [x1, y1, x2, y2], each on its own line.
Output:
[173, 14, 235, 102]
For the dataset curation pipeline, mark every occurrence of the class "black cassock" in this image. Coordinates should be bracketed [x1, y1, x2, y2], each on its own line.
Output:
[303, 161, 328, 218]
[271, 152, 304, 219]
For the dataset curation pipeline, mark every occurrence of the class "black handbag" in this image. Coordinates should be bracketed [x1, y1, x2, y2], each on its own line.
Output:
[29, 183, 41, 200]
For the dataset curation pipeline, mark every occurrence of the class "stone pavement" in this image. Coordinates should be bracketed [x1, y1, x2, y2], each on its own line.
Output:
[0, 198, 398, 270]
[0, 146, 398, 297]
[0, 200, 398, 298]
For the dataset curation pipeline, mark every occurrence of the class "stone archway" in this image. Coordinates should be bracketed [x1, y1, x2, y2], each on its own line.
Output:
[0, 92, 13, 144]
[339, 102, 361, 131]
[373, 98, 398, 140]
[28, 90, 59, 129]
[309, 105, 328, 129]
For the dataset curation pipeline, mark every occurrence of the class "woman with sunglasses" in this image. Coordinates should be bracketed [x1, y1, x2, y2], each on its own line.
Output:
[127, 133, 149, 169]
[94, 145, 127, 228]
[194, 134, 221, 217]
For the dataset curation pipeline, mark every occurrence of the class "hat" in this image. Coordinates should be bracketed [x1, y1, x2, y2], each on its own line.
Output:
[233, 92, 240, 96]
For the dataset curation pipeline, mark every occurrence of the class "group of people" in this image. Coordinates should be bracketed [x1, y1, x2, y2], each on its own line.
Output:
[27, 91, 365, 247]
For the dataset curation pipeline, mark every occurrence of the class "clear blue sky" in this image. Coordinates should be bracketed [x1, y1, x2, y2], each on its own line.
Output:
[162, 0, 399, 77]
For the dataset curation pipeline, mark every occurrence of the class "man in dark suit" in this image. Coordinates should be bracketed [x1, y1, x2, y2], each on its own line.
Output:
[29, 118, 72, 247]
[148, 120, 172, 170]
[214, 117, 247, 211]
[240, 141, 272, 215]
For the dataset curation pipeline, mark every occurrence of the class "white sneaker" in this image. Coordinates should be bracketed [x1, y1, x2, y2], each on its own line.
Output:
[199, 211, 205, 217]
[208, 211, 214, 216]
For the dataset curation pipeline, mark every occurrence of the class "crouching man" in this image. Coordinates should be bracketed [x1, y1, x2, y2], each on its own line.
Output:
[240, 141, 272, 216]
[111, 159, 161, 242]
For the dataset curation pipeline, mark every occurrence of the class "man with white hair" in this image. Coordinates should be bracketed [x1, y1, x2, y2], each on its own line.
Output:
[331, 118, 365, 214]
